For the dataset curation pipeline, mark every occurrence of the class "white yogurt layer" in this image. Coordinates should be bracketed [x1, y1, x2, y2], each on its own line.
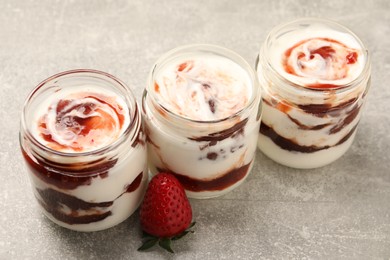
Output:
[153, 54, 253, 121]
[268, 23, 366, 87]
[31, 85, 130, 153]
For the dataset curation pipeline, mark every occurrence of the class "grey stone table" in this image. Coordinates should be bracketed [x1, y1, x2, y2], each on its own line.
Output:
[1, 0, 389, 259]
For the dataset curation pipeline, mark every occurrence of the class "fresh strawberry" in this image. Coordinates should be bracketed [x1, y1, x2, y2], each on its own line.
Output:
[138, 172, 195, 253]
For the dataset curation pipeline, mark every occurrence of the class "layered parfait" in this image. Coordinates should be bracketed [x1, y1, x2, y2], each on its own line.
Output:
[142, 45, 261, 198]
[20, 70, 147, 231]
[256, 19, 371, 168]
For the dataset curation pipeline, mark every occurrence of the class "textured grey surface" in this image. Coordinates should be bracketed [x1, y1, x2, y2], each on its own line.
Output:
[1, 0, 390, 259]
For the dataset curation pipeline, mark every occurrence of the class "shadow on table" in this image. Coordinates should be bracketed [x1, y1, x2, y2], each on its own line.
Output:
[43, 209, 190, 259]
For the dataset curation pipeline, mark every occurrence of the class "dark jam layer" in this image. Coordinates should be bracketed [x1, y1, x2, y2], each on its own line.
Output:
[157, 162, 251, 192]
[260, 96, 362, 153]
[189, 118, 248, 143]
[36, 172, 143, 225]
[188, 118, 248, 160]
[37, 188, 113, 225]
[22, 149, 118, 190]
[260, 123, 358, 153]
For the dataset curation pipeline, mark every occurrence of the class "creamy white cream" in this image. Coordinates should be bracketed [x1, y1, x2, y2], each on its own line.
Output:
[31, 85, 130, 153]
[268, 23, 366, 87]
[153, 54, 253, 121]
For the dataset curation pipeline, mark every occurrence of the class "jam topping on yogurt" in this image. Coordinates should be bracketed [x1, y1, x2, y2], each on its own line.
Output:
[268, 24, 366, 90]
[283, 37, 360, 88]
[153, 54, 253, 121]
[34, 88, 130, 153]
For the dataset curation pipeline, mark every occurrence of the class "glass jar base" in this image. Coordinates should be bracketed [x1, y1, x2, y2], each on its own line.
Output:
[35, 179, 147, 232]
[184, 175, 249, 199]
[40, 210, 133, 232]
[257, 132, 356, 169]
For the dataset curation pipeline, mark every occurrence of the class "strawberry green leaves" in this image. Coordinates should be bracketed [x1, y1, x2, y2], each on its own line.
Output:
[138, 222, 196, 253]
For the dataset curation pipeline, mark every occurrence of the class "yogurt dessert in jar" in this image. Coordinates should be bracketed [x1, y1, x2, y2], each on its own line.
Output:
[20, 70, 148, 232]
[142, 44, 261, 199]
[256, 18, 371, 169]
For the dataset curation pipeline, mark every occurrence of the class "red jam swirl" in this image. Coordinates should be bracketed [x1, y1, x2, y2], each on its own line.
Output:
[283, 37, 359, 89]
[38, 92, 126, 152]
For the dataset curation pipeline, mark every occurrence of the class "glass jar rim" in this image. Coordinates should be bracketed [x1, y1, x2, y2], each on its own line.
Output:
[21, 69, 139, 158]
[146, 44, 260, 124]
[260, 17, 371, 94]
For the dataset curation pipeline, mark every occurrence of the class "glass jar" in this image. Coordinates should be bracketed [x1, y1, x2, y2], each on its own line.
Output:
[256, 18, 371, 169]
[142, 44, 261, 199]
[20, 69, 148, 232]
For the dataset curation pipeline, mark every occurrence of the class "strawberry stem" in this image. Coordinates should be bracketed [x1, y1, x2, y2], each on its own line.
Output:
[138, 222, 196, 253]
